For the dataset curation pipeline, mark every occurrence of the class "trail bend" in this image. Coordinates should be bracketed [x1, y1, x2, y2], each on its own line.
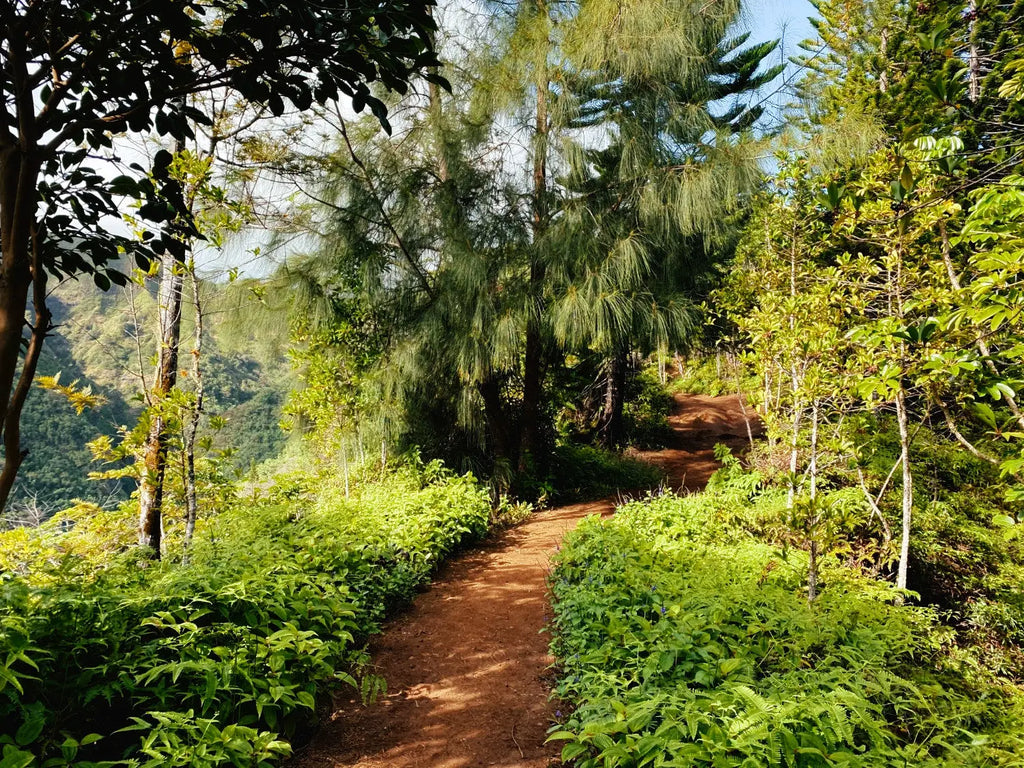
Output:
[295, 393, 759, 768]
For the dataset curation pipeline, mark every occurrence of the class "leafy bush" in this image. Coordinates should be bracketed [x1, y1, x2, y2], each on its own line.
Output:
[548, 483, 1024, 767]
[549, 445, 664, 502]
[0, 464, 491, 767]
[667, 355, 729, 397]
[623, 368, 674, 449]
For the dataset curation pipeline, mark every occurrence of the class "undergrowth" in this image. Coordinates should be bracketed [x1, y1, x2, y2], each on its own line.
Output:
[0, 462, 490, 767]
[623, 368, 674, 450]
[667, 355, 730, 397]
[549, 444, 665, 502]
[548, 461, 1024, 767]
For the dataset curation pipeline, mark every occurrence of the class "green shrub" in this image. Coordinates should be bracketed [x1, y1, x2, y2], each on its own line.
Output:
[0, 464, 491, 767]
[549, 445, 664, 502]
[667, 355, 729, 396]
[548, 485, 1024, 767]
[623, 368, 674, 449]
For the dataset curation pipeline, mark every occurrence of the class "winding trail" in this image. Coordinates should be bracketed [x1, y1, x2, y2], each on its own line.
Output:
[295, 394, 758, 768]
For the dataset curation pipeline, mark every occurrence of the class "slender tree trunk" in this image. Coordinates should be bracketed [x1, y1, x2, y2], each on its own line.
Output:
[342, 435, 350, 498]
[762, 370, 774, 447]
[479, 376, 516, 475]
[786, 234, 802, 510]
[730, 352, 756, 449]
[598, 348, 628, 449]
[807, 400, 820, 602]
[895, 385, 913, 591]
[520, 321, 545, 472]
[181, 266, 204, 564]
[967, 0, 981, 103]
[878, 26, 890, 94]
[0, 221, 50, 512]
[0, 148, 42, 512]
[520, 20, 550, 475]
[138, 258, 184, 557]
[787, 398, 803, 510]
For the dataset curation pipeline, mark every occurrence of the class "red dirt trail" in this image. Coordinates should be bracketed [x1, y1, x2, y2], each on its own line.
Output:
[294, 394, 759, 768]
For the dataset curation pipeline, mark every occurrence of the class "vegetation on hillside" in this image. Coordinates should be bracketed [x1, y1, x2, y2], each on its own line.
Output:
[1, 0, 1024, 765]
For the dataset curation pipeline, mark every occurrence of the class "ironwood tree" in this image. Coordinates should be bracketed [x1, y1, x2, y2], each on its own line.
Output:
[551, 0, 782, 447]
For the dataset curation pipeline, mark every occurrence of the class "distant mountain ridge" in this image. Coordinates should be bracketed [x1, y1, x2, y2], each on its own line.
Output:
[4, 275, 292, 517]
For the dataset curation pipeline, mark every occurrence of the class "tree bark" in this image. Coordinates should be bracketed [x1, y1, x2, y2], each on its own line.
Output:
[895, 385, 913, 592]
[520, 16, 550, 475]
[807, 400, 820, 602]
[479, 376, 517, 480]
[967, 0, 981, 103]
[138, 258, 184, 557]
[598, 348, 627, 449]
[0, 221, 50, 512]
[181, 266, 203, 564]
[0, 145, 43, 512]
[878, 26, 890, 94]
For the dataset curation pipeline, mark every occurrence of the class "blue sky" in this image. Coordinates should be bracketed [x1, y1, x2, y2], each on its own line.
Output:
[732, 0, 817, 131]
[745, 0, 816, 56]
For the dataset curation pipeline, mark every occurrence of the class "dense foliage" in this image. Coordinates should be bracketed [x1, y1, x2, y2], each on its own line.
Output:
[548, 459, 1024, 766]
[0, 464, 490, 767]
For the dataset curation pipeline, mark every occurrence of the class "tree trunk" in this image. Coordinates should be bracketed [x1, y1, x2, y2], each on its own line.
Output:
[181, 266, 203, 564]
[0, 222, 50, 512]
[520, 319, 545, 473]
[479, 376, 516, 479]
[598, 348, 627, 449]
[807, 400, 820, 602]
[786, 400, 803, 510]
[878, 26, 890, 94]
[0, 148, 42, 512]
[895, 386, 913, 592]
[138, 258, 184, 557]
[729, 351, 756, 450]
[967, 0, 981, 103]
[342, 435, 350, 498]
[520, 27, 550, 475]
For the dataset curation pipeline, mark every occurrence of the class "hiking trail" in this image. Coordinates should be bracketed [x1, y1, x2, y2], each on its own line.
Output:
[295, 393, 758, 768]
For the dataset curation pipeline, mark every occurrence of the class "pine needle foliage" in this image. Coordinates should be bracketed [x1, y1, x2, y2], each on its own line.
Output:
[549, 0, 781, 354]
[290, 64, 536, 469]
[543, 0, 779, 444]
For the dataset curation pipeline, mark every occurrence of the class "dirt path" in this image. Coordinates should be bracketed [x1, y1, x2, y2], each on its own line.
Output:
[295, 394, 758, 768]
